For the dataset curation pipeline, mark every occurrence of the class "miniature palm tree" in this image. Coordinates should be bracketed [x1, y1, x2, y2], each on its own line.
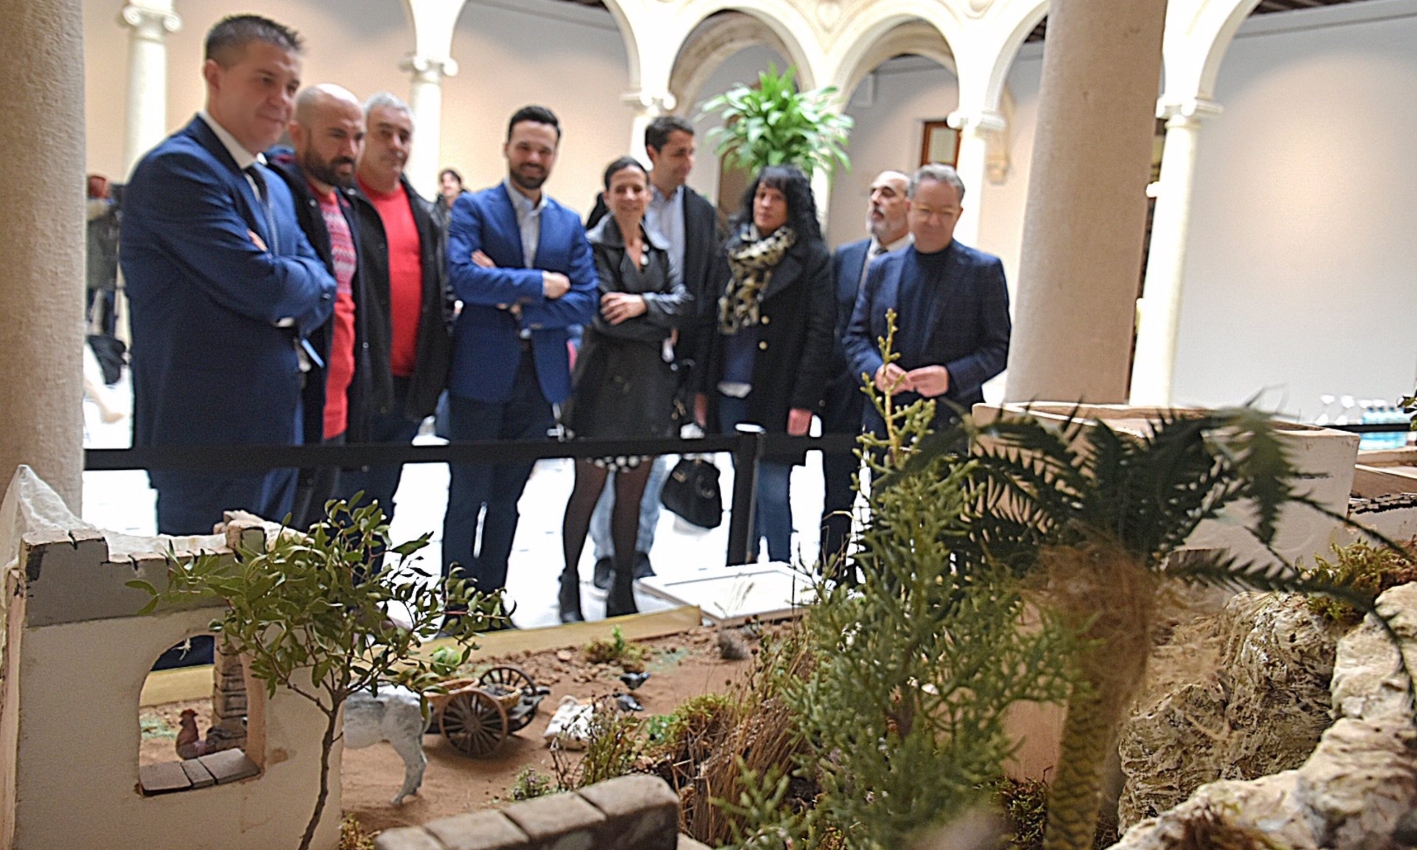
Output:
[909, 407, 1415, 850]
[698, 64, 853, 179]
[131, 500, 505, 850]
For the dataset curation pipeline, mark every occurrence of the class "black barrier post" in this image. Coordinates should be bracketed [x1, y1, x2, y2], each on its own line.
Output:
[726, 424, 765, 566]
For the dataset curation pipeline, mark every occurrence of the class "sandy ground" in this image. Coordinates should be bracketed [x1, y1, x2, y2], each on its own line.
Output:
[139, 626, 754, 836]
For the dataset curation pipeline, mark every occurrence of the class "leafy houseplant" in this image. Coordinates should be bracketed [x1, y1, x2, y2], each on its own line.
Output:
[699, 63, 853, 178]
[131, 501, 505, 850]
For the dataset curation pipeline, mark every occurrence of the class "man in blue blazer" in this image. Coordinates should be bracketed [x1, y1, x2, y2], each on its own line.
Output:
[121, 15, 335, 535]
[443, 105, 597, 601]
[821, 170, 911, 566]
[844, 164, 1011, 437]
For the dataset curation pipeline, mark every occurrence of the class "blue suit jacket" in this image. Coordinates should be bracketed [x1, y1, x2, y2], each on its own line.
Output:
[446, 183, 596, 404]
[829, 238, 871, 380]
[843, 241, 1011, 429]
[121, 117, 336, 463]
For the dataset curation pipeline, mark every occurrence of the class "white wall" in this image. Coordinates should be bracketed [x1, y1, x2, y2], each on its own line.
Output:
[83, 0, 634, 216]
[1171, 5, 1417, 416]
[441, 0, 632, 216]
[85, 0, 410, 182]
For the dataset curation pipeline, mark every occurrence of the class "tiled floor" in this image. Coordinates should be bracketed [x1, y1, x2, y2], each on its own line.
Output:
[82, 376, 835, 629]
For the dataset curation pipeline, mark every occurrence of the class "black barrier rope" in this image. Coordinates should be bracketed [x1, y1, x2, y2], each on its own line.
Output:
[84, 430, 859, 566]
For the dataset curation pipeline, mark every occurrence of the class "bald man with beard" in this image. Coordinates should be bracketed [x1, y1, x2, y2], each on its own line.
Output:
[819, 170, 912, 571]
[267, 83, 370, 528]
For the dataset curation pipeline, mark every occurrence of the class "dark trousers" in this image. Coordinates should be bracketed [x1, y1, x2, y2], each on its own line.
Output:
[292, 432, 345, 530]
[153, 468, 297, 536]
[441, 351, 555, 592]
[338, 377, 423, 524]
[818, 371, 864, 566]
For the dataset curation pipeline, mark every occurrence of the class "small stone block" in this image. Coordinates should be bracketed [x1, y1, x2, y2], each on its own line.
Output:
[577, 776, 680, 850]
[198, 748, 260, 783]
[139, 761, 192, 795]
[373, 826, 445, 850]
[180, 758, 216, 789]
[424, 811, 528, 850]
[677, 836, 712, 850]
[578, 774, 679, 816]
[502, 791, 607, 847]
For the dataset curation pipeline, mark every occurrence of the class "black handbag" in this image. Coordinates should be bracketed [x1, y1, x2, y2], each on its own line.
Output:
[660, 457, 723, 529]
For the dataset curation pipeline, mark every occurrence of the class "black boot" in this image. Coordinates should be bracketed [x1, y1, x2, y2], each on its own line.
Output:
[558, 569, 584, 623]
[605, 562, 639, 618]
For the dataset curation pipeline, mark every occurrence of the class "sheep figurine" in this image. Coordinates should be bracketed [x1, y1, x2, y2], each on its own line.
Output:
[344, 685, 427, 805]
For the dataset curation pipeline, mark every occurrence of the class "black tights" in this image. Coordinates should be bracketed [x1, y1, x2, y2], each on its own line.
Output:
[562, 460, 652, 578]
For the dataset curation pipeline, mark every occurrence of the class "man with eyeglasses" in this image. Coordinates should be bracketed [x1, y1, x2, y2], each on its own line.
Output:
[843, 163, 1011, 436]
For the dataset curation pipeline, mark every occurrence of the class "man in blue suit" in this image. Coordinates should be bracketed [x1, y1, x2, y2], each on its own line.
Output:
[121, 14, 336, 535]
[844, 164, 1011, 437]
[443, 105, 597, 603]
[820, 170, 911, 566]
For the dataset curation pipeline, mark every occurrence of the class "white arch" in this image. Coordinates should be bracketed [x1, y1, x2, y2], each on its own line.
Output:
[831, 19, 958, 98]
[597, 0, 648, 92]
[973, 0, 1050, 114]
[1163, 0, 1262, 103]
[669, 0, 825, 89]
[669, 11, 798, 111]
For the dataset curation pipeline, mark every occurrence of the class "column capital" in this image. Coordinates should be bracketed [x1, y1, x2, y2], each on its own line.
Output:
[118, 3, 181, 35]
[1156, 97, 1222, 127]
[620, 89, 677, 117]
[399, 53, 458, 83]
[946, 109, 1007, 134]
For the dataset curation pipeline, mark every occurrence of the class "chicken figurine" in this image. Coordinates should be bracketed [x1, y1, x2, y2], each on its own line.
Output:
[176, 709, 208, 760]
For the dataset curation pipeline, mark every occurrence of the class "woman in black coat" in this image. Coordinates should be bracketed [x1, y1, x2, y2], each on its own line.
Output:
[697, 163, 835, 563]
[559, 156, 690, 621]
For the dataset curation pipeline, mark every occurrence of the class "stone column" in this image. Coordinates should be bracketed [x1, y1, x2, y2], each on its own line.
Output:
[0, 0, 84, 508]
[1129, 98, 1222, 406]
[947, 109, 1006, 246]
[621, 89, 676, 162]
[401, 53, 457, 199]
[1005, 0, 1167, 403]
[120, 1, 182, 176]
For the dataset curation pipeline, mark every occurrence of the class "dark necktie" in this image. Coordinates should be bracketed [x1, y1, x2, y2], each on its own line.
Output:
[243, 164, 279, 254]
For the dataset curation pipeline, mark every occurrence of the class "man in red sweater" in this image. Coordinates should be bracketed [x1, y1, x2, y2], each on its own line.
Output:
[341, 92, 453, 522]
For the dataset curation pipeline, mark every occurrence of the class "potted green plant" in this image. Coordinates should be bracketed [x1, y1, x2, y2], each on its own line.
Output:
[698, 63, 853, 178]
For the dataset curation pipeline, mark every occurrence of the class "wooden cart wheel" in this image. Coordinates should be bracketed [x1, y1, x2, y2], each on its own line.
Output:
[479, 665, 536, 696]
[439, 690, 509, 758]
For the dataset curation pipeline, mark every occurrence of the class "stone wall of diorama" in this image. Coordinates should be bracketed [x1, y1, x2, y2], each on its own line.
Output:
[1, 522, 340, 850]
[373, 774, 689, 850]
[1109, 582, 1417, 850]
[1117, 589, 1348, 828]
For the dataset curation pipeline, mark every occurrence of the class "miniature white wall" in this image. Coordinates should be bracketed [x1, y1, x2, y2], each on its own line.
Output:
[3, 524, 339, 850]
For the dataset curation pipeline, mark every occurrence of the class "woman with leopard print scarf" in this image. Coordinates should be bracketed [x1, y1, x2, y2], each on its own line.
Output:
[697, 164, 835, 563]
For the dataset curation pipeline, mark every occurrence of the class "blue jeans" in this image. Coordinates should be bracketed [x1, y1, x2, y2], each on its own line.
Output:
[590, 454, 670, 560]
[441, 352, 555, 592]
[338, 377, 423, 524]
[718, 393, 793, 562]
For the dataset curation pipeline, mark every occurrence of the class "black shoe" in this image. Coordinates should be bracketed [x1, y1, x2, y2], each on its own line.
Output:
[632, 551, 654, 580]
[605, 565, 639, 618]
[558, 571, 584, 623]
[592, 557, 613, 591]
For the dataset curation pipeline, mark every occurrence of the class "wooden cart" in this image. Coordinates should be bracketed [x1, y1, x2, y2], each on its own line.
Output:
[427, 666, 548, 758]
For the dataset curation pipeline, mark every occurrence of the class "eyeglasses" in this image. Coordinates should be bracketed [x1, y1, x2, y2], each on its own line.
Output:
[910, 205, 960, 222]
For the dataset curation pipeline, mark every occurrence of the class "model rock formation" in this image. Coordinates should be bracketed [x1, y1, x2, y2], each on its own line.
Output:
[1109, 582, 1417, 849]
[1118, 590, 1347, 827]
